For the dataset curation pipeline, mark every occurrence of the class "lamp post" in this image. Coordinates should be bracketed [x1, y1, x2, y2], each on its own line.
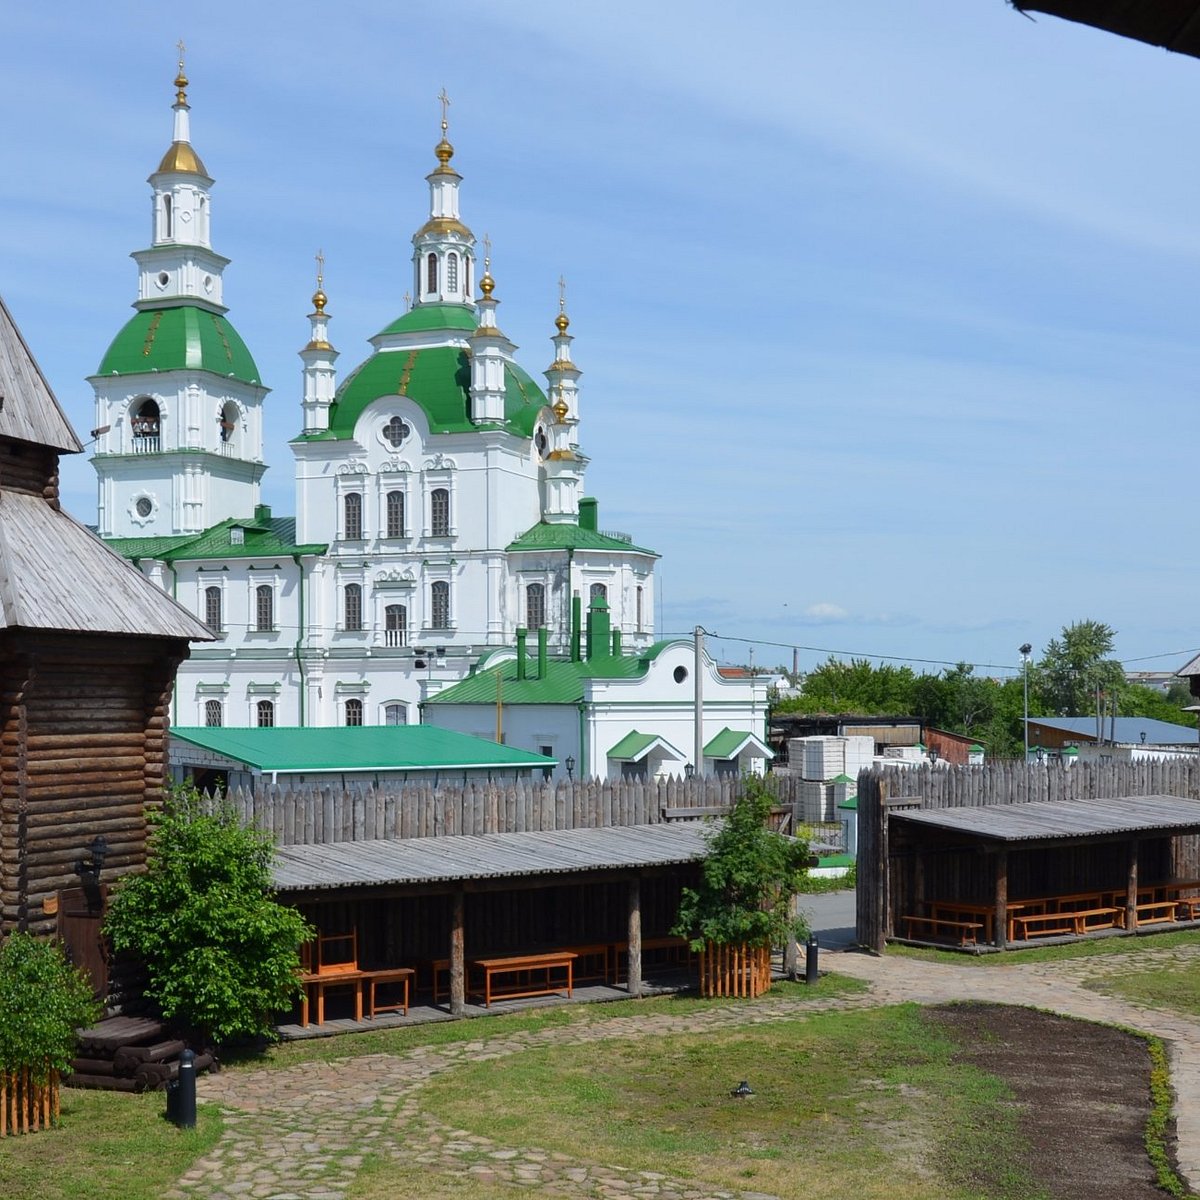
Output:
[565, 754, 575, 781]
[1019, 643, 1032, 763]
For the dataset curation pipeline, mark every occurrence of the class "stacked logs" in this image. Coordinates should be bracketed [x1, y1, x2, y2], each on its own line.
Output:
[67, 1016, 214, 1093]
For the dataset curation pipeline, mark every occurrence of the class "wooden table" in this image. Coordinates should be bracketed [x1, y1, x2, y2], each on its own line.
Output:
[472, 952, 576, 1007]
[365, 967, 415, 1018]
[300, 966, 417, 1026]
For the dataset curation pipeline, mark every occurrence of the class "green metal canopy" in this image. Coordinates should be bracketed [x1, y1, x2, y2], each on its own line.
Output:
[607, 731, 685, 764]
[96, 306, 261, 386]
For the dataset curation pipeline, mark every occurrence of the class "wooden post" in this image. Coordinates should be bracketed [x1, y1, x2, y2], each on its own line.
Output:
[993, 848, 1008, 949]
[783, 892, 800, 978]
[626, 876, 642, 997]
[1126, 839, 1139, 932]
[449, 889, 465, 1017]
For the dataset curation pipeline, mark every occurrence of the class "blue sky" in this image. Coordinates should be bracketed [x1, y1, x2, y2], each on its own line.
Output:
[3, 3, 1198, 677]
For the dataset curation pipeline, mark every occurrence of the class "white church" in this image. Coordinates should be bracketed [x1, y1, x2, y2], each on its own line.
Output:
[90, 61, 768, 776]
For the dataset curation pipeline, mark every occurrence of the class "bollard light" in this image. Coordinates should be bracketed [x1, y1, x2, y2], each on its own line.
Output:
[805, 932, 820, 986]
[168, 1048, 197, 1129]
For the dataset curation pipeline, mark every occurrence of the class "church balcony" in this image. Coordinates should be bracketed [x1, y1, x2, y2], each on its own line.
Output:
[219, 442, 235, 457]
[384, 629, 408, 648]
[132, 436, 160, 454]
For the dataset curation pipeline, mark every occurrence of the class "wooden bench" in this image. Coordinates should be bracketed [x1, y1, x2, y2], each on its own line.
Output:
[1064, 907, 1122, 934]
[1174, 896, 1200, 920]
[1136, 900, 1178, 925]
[364, 967, 415, 1019]
[901, 914, 982, 946]
[563, 942, 613, 985]
[472, 952, 576, 1007]
[1012, 912, 1077, 939]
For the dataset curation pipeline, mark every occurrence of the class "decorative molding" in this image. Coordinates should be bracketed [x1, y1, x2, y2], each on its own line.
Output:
[337, 457, 369, 476]
[423, 453, 457, 472]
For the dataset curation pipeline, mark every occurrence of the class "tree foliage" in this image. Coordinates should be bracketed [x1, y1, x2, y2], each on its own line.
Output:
[1034, 619, 1126, 717]
[104, 787, 312, 1045]
[0, 933, 100, 1082]
[672, 778, 811, 951]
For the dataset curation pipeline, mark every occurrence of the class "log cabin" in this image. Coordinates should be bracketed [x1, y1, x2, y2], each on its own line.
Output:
[0, 294, 210, 985]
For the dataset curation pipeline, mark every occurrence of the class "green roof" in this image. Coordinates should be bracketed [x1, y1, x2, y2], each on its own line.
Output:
[428, 643, 680, 707]
[96, 306, 261, 385]
[171, 725, 555, 773]
[107, 514, 326, 563]
[323, 344, 547, 440]
[837, 796, 858, 811]
[831, 773, 855, 783]
[703, 728, 772, 760]
[506, 520, 658, 557]
[608, 731, 684, 763]
[375, 303, 477, 337]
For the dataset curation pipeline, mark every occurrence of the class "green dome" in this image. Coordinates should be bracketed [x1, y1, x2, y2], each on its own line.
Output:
[328, 344, 547, 439]
[374, 303, 477, 338]
[97, 306, 261, 386]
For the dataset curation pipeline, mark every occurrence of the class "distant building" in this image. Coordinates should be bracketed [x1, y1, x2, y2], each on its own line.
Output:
[1026, 716, 1198, 755]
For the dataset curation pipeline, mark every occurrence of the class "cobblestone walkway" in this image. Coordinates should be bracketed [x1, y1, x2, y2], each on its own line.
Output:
[170, 945, 1200, 1200]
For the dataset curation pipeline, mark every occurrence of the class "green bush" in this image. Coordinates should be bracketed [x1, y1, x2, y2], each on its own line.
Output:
[104, 786, 312, 1045]
[672, 776, 811, 950]
[0, 933, 100, 1082]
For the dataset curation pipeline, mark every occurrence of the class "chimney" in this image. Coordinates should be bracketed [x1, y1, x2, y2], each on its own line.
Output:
[537, 625, 548, 679]
[579, 496, 598, 532]
[515, 627, 527, 680]
[612, 628, 622, 657]
[571, 593, 582, 662]
[586, 593, 611, 661]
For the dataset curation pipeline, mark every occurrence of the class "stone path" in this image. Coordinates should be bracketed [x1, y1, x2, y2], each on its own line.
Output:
[168, 944, 1200, 1200]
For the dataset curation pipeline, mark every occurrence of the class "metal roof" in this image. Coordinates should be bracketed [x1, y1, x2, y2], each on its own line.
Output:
[1027, 716, 1197, 745]
[892, 795, 1200, 843]
[272, 821, 712, 892]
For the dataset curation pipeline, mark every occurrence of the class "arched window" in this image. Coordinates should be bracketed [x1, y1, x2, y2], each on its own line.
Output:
[636, 585, 644, 632]
[590, 583, 608, 604]
[163, 194, 173, 239]
[344, 583, 363, 631]
[344, 698, 364, 727]
[385, 603, 407, 648]
[131, 398, 161, 453]
[447, 252, 459, 292]
[255, 584, 274, 632]
[526, 582, 546, 629]
[384, 702, 408, 726]
[430, 580, 450, 629]
[219, 402, 237, 448]
[430, 487, 450, 537]
[343, 492, 363, 540]
[204, 698, 223, 727]
[426, 252, 438, 294]
[204, 585, 222, 633]
[256, 699, 275, 728]
[385, 490, 405, 538]
[464, 256, 471, 295]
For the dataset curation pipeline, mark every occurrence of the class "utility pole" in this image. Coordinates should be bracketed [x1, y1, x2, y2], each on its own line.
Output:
[1020, 643, 1032, 763]
[694, 626, 704, 776]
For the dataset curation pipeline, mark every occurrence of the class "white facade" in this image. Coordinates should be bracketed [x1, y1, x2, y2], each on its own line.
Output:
[93, 71, 658, 729]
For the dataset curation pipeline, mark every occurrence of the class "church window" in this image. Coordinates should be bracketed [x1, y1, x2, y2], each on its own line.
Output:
[383, 416, 409, 448]
[384, 702, 408, 726]
[430, 580, 450, 629]
[534, 428, 548, 457]
[344, 698, 364, 726]
[385, 603, 407, 647]
[385, 490, 405, 538]
[204, 585, 222, 633]
[256, 699, 275, 728]
[464, 256, 471, 295]
[590, 583, 607, 604]
[255, 584, 274, 632]
[135, 497, 153, 518]
[204, 698, 223, 727]
[636, 585, 644, 632]
[427, 252, 438, 294]
[219, 403, 237, 446]
[526, 583, 546, 629]
[344, 583, 363, 631]
[163, 194, 173, 239]
[131, 399, 161, 453]
[447, 252, 459, 292]
[344, 492, 363, 540]
[430, 488, 450, 537]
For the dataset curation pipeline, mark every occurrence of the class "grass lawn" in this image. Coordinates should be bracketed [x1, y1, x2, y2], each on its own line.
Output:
[0, 1089, 221, 1200]
[889, 927, 1200, 967]
[1087, 963, 1200, 1018]
[351, 1004, 1050, 1200]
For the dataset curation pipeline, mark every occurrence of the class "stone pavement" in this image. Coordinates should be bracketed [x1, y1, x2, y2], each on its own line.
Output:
[168, 943, 1200, 1200]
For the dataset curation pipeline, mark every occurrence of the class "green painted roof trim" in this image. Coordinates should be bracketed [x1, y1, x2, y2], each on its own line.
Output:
[107, 515, 326, 563]
[506, 520, 658, 557]
[837, 797, 858, 810]
[97, 306, 262, 385]
[375, 303, 477, 337]
[607, 731, 685, 763]
[171, 725, 555, 772]
[327, 345, 547, 440]
[703, 728, 773, 760]
[831, 773, 855, 783]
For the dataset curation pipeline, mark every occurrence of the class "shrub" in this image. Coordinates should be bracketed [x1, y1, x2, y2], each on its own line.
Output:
[672, 776, 812, 951]
[0, 932, 100, 1083]
[104, 786, 312, 1045]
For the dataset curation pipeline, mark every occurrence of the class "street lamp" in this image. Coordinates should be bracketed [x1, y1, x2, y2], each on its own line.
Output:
[565, 754, 575, 781]
[1019, 643, 1033, 763]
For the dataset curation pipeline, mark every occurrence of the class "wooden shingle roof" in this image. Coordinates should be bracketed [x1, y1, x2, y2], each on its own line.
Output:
[0, 294, 81, 453]
[1015, 2, 1200, 60]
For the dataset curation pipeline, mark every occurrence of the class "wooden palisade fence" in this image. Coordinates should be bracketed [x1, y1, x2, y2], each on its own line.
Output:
[0, 1067, 59, 1135]
[698, 942, 772, 998]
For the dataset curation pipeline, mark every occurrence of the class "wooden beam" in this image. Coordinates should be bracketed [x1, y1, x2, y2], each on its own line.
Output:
[626, 876, 642, 997]
[1126, 839, 1139, 932]
[449, 888, 465, 1017]
[993, 849, 1008, 949]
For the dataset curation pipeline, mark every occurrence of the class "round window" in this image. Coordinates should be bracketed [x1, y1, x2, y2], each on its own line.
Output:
[203, 274, 214, 293]
[534, 428, 548, 457]
[157, 271, 170, 287]
[383, 416, 410, 448]
[673, 666, 688, 684]
[135, 497, 153, 518]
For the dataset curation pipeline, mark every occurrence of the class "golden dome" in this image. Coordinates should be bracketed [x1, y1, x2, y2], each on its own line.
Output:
[312, 287, 327, 313]
[479, 272, 495, 297]
[552, 397, 569, 423]
[157, 141, 208, 175]
[555, 311, 570, 332]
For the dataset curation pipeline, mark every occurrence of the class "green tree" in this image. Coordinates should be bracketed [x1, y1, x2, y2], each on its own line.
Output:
[104, 787, 312, 1045]
[1034, 619, 1125, 718]
[1120, 684, 1198, 729]
[775, 656, 918, 716]
[0, 933, 100, 1084]
[672, 778, 811, 951]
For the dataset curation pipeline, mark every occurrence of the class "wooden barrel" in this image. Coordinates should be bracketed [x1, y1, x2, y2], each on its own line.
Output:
[698, 942, 771, 998]
[0, 1067, 60, 1135]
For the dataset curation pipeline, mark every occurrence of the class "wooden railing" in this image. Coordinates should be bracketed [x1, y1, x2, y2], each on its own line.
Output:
[698, 942, 771, 998]
[1, 1068, 59, 1135]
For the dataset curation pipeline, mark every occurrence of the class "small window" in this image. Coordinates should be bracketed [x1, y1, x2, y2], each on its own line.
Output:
[256, 699, 275, 728]
[427, 252, 438, 294]
[464, 256, 471, 295]
[384, 702, 407, 726]
[218, 403, 236, 445]
[255, 584, 274, 632]
[383, 416, 409, 448]
[534, 428, 548, 457]
[430, 580, 450, 629]
[385, 603, 407, 647]
[345, 698, 364, 726]
[526, 582, 546, 629]
[204, 585, 222, 633]
[447, 252, 459, 292]
[386, 490, 405, 538]
[344, 583, 363, 631]
[590, 583, 607, 603]
[673, 665, 688, 684]
[204, 698, 223, 727]
[343, 492, 363, 540]
[131, 398, 161, 452]
[163, 194, 173, 239]
[430, 487, 450, 537]
[636, 585, 644, 632]
[135, 497, 153, 518]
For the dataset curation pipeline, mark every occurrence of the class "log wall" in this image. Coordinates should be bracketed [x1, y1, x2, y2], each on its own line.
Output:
[856, 759, 1200, 950]
[0, 440, 59, 505]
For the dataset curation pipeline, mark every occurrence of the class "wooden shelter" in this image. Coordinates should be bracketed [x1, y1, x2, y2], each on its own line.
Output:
[0, 294, 209, 985]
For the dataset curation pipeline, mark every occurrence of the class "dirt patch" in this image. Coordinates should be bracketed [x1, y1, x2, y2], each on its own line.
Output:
[927, 1002, 1173, 1200]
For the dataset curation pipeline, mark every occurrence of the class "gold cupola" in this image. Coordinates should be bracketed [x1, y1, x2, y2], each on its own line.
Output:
[156, 45, 208, 176]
